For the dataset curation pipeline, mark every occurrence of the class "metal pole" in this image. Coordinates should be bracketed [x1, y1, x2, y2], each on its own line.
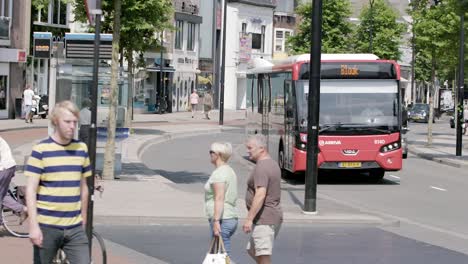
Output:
[369, 0, 374, 53]
[86, 0, 101, 250]
[304, 0, 322, 213]
[212, 0, 218, 109]
[219, 0, 227, 125]
[411, 3, 416, 104]
[159, 33, 164, 114]
[456, 11, 464, 156]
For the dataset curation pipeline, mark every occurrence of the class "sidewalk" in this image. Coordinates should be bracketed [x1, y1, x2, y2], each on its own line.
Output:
[406, 116, 468, 169]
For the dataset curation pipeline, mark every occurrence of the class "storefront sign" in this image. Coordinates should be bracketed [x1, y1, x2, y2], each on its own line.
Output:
[65, 33, 113, 59]
[34, 38, 52, 58]
[0, 48, 25, 63]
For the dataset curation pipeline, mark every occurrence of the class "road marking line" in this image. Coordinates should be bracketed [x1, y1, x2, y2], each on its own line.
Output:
[389, 175, 400, 180]
[430, 186, 447, 191]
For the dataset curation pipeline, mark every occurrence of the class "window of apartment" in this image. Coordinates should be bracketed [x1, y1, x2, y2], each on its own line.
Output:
[251, 33, 262, 50]
[242, 23, 247, 34]
[0, 0, 12, 41]
[175, 20, 184, 50]
[187, 23, 196, 51]
[275, 29, 293, 52]
[0, 0, 12, 17]
[33, 0, 68, 26]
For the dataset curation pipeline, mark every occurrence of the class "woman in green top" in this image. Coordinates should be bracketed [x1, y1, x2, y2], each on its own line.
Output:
[204, 142, 238, 256]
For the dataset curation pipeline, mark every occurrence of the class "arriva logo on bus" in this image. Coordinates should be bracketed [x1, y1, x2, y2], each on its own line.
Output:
[319, 140, 342, 146]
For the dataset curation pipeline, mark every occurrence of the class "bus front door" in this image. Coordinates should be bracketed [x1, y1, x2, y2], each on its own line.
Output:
[283, 80, 294, 171]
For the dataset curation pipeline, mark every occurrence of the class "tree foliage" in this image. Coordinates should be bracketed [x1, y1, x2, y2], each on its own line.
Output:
[72, 0, 173, 59]
[287, 0, 353, 54]
[352, 0, 406, 60]
[409, 0, 467, 82]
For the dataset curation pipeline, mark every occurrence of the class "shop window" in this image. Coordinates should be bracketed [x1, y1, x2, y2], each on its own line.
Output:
[0, 76, 7, 110]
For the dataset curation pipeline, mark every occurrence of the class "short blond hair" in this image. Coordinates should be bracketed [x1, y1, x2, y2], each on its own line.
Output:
[50, 100, 80, 126]
[210, 142, 233, 162]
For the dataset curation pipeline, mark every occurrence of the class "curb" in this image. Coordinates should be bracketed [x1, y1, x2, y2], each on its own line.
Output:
[134, 126, 243, 162]
[408, 145, 468, 169]
[94, 215, 391, 227]
[0, 125, 48, 132]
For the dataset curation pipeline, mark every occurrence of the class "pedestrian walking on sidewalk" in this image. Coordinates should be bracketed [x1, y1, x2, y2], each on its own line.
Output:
[25, 100, 92, 264]
[79, 98, 92, 146]
[204, 90, 213, 120]
[23, 84, 35, 123]
[190, 89, 199, 118]
[243, 134, 283, 264]
[0, 136, 27, 225]
[205, 142, 238, 258]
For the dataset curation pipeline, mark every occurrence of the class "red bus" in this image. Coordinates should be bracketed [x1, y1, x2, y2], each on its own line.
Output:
[246, 54, 404, 180]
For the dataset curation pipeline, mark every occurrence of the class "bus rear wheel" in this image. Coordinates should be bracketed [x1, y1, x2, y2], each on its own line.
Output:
[278, 147, 290, 178]
[369, 169, 385, 181]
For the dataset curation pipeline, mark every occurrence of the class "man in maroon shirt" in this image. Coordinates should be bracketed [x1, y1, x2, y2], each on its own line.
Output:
[244, 134, 283, 264]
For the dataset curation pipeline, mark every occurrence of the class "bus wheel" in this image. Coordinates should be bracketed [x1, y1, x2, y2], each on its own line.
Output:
[278, 148, 285, 169]
[369, 169, 385, 181]
[278, 147, 289, 178]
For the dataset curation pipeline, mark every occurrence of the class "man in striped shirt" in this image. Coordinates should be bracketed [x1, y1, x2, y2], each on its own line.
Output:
[26, 100, 91, 264]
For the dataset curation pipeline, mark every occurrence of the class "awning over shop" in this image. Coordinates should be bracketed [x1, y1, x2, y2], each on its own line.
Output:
[146, 66, 175, 73]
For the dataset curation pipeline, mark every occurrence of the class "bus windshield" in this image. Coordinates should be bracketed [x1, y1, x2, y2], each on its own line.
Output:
[296, 79, 400, 135]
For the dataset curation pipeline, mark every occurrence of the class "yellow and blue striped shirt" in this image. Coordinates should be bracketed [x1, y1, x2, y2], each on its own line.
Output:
[25, 138, 92, 229]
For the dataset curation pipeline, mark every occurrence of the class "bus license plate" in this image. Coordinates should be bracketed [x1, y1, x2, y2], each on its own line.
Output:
[339, 162, 362, 168]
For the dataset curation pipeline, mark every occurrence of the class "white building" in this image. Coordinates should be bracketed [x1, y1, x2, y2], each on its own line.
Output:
[224, 0, 275, 110]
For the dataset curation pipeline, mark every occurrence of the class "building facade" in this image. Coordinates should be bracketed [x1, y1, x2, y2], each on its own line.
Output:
[142, 0, 202, 113]
[225, 0, 275, 110]
[0, 0, 30, 119]
[272, 0, 297, 59]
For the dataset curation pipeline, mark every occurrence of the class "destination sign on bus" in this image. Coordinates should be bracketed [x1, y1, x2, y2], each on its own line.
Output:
[299, 62, 397, 80]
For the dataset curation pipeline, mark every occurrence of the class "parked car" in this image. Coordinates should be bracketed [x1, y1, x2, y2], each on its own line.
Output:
[407, 103, 435, 123]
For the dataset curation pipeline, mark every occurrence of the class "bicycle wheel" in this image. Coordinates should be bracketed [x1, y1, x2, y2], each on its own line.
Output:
[91, 231, 107, 264]
[1, 207, 29, 238]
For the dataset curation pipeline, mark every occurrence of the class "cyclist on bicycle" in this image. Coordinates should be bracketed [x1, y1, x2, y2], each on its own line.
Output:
[0, 136, 27, 223]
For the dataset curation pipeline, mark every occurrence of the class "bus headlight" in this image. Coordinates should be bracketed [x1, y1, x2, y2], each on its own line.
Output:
[380, 142, 400, 153]
[296, 142, 307, 150]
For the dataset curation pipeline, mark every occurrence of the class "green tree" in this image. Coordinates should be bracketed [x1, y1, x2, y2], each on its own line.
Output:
[72, 0, 173, 179]
[409, 0, 462, 145]
[353, 0, 406, 60]
[287, 0, 353, 54]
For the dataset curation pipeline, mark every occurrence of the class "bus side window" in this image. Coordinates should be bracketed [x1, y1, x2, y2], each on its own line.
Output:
[285, 80, 294, 118]
[246, 74, 255, 112]
[258, 74, 263, 114]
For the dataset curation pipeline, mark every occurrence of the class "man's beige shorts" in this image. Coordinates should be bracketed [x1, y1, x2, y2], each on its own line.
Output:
[246, 224, 281, 256]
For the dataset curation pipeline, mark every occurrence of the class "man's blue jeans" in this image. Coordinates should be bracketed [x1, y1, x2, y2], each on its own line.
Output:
[33, 225, 89, 264]
[209, 218, 238, 256]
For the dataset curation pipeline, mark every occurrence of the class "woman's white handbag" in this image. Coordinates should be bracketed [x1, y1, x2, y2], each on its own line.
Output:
[202, 236, 230, 264]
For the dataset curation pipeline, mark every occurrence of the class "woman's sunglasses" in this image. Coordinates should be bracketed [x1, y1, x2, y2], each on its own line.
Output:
[209, 150, 216, 155]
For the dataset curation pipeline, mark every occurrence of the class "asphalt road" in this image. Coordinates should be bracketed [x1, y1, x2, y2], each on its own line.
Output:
[95, 224, 468, 264]
[132, 129, 468, 262]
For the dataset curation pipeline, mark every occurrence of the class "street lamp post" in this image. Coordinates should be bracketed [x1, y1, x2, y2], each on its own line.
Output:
[219, 0, 227, 125]
[369, 0, 375, 53]
[87, 0, 102, 251]
[304, 0, 323, 214]
[456, 9, 465, 156]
